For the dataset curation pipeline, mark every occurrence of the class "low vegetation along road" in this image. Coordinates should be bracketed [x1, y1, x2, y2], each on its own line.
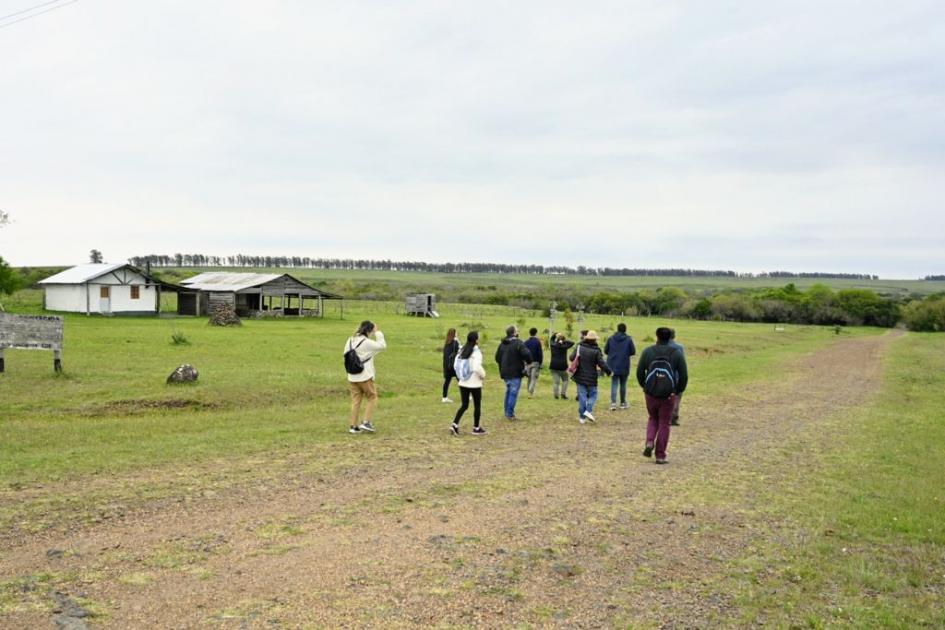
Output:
[1, 327, 943, 627]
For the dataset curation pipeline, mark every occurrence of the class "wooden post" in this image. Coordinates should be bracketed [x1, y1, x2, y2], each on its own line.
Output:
[54, 349, 62, 373]
[86, 284, 90, 315]
[0, 348, 4, 373]
[156, 285, 162, 315]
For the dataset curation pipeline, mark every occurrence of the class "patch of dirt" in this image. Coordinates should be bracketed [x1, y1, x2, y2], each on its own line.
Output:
[0, 332, 902, 628]
[78, 399, 218, 416]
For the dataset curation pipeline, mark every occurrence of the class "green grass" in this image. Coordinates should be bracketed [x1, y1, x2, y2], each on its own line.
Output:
[0, 292, 873, 486]
[721, 332, 945, 627]
[148, 267, 945, 297]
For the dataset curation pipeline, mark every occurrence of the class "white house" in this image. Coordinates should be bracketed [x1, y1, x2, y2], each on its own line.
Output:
[39, 263, 179, 315]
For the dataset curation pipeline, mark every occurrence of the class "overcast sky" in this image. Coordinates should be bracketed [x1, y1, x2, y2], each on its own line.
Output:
[1, 1, 943, 277]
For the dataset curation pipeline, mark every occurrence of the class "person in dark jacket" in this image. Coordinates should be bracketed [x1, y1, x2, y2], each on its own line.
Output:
[494, 325, 533, 419]
[548, 333, 575, 399]
[441, 328, 460, 403]
[669, 328, 685, 425]
[523, 327, 544, 397]
[636, 327, 689, 464]
[604, 323, 636, 410]
[569, 330, 612, 424]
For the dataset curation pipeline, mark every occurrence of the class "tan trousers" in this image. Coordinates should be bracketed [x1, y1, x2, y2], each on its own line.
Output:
[348, 379, 378, 424]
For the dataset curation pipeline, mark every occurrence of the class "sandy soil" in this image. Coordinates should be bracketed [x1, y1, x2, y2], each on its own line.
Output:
[0, 331, 900, 629]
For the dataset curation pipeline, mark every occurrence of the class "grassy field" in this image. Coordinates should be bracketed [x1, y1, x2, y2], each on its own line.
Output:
[0, 291, 864, 484]
[2, 290, 943, 627]
[145, 266, 945, 298]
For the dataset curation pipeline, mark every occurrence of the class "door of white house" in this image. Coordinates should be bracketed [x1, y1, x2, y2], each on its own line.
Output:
[99, 286, 111, 313]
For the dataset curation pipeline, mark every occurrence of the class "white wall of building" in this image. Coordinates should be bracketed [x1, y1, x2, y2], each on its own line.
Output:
[44, 268, 159, 314]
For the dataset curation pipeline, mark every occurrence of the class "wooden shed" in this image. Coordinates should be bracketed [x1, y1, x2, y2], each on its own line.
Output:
[178, 272, 342, 317]
[406, 293, 439, 317]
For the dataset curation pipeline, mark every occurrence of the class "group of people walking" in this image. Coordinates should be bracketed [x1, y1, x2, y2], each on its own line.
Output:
[342, 319, 688, 464]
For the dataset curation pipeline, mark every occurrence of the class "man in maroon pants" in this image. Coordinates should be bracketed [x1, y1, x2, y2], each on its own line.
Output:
[636, 327, 688, 464]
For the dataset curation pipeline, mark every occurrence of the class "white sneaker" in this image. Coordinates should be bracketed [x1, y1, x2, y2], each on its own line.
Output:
[583, 411, 596, 423]
[609, 403, 617, 411]
[579, 416, 586, 424]
[620, 402, 629, 409]
[358, 421, 376, 433]
[441, 397, 453, 403]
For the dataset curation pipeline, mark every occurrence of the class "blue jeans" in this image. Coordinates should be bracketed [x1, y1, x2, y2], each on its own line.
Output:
[577, 383, 598, 418]
[610, 373, 628, 404]
[503, 378, 522, 418]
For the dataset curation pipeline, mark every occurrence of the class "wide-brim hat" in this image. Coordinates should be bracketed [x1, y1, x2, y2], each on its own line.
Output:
[585, 330, 599, 341]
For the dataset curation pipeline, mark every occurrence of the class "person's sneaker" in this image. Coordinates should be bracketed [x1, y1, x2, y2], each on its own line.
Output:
[583, 411, 596, 423]
[358, 421, 376, 433]
[655, 458, 669, 465]
[554, 395, 560, 400]
[442, 397, 453, 403]
[561, 395, 569, 400]
[670, 419, 680, 426]
[620, 402, 629, 409]
[472, 426, 487, 435]
[643, 443, 653, 457]
[450, 423, 459, 436]
[579, 416, 586, 425]
[348, 425, 361, 434]
[609, 403, 617, 411]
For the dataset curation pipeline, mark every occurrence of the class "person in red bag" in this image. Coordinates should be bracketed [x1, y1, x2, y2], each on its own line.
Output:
[569, 330, 611, 424]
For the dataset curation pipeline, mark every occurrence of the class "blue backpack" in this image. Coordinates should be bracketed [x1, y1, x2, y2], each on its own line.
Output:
[454, 354, 474, 381]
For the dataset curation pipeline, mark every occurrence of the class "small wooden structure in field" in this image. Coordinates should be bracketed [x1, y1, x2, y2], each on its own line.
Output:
[0, 313, 63, 372]
[38, 263, 189, 316]
[178, 272, 342, 317]
[406, 293, 438, 317]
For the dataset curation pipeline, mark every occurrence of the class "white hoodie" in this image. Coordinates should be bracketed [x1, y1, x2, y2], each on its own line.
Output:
[344, 331, 387, 383]
[456, 346, 487, 388]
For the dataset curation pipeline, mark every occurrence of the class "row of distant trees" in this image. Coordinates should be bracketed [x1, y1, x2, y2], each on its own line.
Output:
[127, 253, 878, 280]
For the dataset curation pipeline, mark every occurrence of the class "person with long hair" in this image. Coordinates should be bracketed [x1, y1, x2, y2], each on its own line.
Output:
[450, 331, 488, 436]
[441, 327, 460, 402]
[343, 319, 387, 434]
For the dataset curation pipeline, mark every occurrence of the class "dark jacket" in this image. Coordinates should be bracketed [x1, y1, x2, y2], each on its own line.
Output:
[549, 339, 575, 371]
[604, 331, 636, 376]
[442, 339, 460, 377]
[523, 336, 544, 366]
[495, 337, 533, 380]
[636, 341, 688, 395]
[569, 340, 611, 386]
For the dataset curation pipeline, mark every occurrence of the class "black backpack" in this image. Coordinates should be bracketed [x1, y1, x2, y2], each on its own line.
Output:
[344, 338, 367, 375]
[643, 347, 677, 399]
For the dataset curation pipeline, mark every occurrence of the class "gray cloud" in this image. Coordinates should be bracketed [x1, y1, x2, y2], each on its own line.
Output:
[1, 0, 943, 277]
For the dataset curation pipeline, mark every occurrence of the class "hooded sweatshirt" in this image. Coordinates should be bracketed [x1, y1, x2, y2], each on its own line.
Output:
[344, 331, 387, 383]
[604, 331, 636, 376]
[494, 336, 533, 380]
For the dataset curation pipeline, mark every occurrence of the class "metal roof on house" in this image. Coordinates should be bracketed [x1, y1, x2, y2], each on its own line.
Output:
[179, 272, 342, 298]
[180, 272, 283, 292]
[38, 263, 131, 284]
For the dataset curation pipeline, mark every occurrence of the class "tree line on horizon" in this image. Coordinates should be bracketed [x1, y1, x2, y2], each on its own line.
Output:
[127, 253, 878, 281]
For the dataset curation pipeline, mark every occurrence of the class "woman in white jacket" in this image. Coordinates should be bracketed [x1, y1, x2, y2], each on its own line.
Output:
[450, 331, 487, 436]
[344, 320, 387, 434]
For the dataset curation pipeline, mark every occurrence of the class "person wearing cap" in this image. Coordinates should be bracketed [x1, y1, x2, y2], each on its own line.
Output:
[568, 330, 612, 424]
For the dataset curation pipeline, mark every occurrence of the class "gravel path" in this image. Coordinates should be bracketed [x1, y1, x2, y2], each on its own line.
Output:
[0, 331, 900, 628]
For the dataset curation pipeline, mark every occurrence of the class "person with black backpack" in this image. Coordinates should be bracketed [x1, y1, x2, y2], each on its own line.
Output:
[343, 320, 387, 434]
[636, 327, 688, 464]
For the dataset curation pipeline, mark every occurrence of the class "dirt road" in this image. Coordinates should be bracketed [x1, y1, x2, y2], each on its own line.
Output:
[0, 332, 899, 628]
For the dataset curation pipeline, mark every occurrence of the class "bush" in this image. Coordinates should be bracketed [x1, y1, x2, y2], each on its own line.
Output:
[902, 297, 945, 332]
